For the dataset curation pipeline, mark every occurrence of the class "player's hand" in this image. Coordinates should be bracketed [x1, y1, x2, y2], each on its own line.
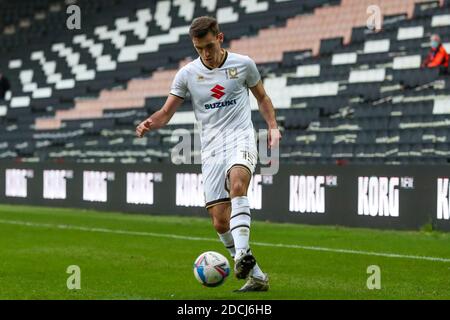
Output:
[135, 118, 153, 138]
[268, 127, 282, 149]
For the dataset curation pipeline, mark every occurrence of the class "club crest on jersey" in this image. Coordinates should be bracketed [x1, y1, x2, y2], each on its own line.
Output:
[227, 67, 239, 79]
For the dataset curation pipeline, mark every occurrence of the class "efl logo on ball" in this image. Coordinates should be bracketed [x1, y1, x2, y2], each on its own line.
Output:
[193, 251, 230, 287]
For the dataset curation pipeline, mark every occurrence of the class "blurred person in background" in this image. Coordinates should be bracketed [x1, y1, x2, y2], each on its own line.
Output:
[421, 34, 449, 74]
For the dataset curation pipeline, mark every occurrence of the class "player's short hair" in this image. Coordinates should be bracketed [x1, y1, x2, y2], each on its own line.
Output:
[189, 16, 220, 38]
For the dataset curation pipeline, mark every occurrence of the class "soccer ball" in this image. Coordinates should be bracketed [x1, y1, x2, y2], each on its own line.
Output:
[193, 251, 230, 287]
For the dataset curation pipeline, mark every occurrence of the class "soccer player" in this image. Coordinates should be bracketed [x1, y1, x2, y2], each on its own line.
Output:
[136, 16, 281, 292]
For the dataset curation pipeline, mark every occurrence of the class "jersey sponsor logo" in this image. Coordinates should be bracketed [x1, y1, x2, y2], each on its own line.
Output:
[358, 177, 399, 217]
[289, 175, 326, 213]
[204, 99, 237, 110]
[211, 84, 225, 99]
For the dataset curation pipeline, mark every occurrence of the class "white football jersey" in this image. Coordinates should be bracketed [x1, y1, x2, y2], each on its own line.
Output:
[170, 51, 260, 155]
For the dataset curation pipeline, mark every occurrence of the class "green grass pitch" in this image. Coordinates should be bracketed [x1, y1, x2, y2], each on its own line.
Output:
[0, 204, 449, 300]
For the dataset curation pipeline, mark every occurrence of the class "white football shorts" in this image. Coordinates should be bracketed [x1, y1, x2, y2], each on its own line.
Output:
[202, 146, 258, 209]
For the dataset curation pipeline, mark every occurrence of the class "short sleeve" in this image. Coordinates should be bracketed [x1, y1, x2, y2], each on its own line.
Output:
[170, 68, 188, 99]
[245, 57, 261, 88]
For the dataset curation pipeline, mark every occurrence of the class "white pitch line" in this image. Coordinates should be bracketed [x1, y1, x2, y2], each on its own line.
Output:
[1, 219, 450, 263]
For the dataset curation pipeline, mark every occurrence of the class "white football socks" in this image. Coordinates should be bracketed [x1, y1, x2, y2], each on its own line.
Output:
[230, 196, 251, 260]
[218, 231, 235, 258]
[218, 197, 266, 281]
[218, 234, 266, 280]
[248, 249, 266, 281]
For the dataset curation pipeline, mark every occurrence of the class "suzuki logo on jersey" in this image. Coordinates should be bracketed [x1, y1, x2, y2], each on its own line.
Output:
[204, 99, 237, 110]
[437, 178, 450, 220]
[211, 84, 225, 99]
[358, 177, 399, 217]
[289, 176, 325, 213]
[206, 84, 238, 110]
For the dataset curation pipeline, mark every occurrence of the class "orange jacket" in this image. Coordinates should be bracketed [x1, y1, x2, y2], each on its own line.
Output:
[424, 44, 449, 68]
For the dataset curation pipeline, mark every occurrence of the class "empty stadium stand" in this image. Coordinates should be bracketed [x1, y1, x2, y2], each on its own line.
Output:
[1, 0, 450, 165]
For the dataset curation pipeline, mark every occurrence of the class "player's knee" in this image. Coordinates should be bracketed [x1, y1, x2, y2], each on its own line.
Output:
[230, 180, 247, 197]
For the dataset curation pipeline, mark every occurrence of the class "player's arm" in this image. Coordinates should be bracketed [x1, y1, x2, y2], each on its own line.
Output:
[135, 94, 184, 138]
[250, 80, 282, 148]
